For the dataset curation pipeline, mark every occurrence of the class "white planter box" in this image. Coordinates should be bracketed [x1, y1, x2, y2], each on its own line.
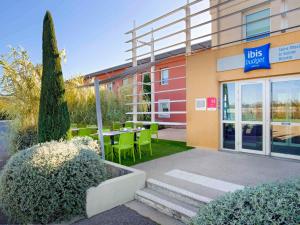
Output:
[86, 161, 146, 218]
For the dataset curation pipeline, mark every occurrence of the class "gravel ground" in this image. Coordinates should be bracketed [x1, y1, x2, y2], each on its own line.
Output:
[73, 205, 157, 225]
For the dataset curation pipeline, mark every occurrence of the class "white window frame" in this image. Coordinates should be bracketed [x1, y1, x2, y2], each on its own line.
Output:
[243, 6, 271, 42]
[160, 68, 169, 85]
[107, 82, 113, 91]
[158, 99, 170, 118]
[123, 78, 129, 86]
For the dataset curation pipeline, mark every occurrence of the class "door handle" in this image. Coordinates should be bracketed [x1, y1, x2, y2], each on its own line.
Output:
[281, 122, 291, 126]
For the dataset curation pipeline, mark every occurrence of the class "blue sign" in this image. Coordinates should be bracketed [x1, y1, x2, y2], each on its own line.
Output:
[244, 43, 271, 72]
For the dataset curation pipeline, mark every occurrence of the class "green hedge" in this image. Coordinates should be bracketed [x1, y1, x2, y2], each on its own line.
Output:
[11, 126, 38, 154]
[193, 178, 300, 225]
[0, 138, 106, 224]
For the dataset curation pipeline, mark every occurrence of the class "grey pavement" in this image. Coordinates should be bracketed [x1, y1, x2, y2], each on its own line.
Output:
[0, 121, 11, 224]
[72, 205, 157, 225]
[158, 128, 186, 142]
[0, 121, 10, 168]
[133, 148, 300, 199]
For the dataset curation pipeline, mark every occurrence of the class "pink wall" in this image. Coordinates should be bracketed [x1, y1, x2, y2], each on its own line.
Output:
[85, 54, 187, 125]
[137, 55, 186, 124]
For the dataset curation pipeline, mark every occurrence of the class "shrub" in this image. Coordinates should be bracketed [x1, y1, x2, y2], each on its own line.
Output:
[193, 178, 300, 225]
[0, 110, 9, 120]
[11, 126, 38, 154]
[0, 48, 42, 129]
[0, 140, 106, 224]
[70, 136, 99, 154]
[4, 121, 38, 155]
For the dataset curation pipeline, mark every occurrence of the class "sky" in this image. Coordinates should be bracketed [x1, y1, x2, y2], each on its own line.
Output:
[0, 0, 210, 79]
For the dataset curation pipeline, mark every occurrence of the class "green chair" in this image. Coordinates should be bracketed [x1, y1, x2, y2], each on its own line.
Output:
[103, 129, 113, 161]
[150, 123, 159, 142]
[70, 123, 79, 137]
[135, 129, 152, 159]
[113, 122, 121, 131]
[113, 132, 135, 164]
[90, 129, 113, 161]
[87, 124, 97, 129]
[78, 128, 93, 137]
[125, 121, 134, 129]
[71, 123, 77, 128]
[87, 125, 98, 133]
[135, 122, 143, 129]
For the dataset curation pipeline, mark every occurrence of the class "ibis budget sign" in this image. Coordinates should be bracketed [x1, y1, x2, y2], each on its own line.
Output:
[244, 43, 271, 72]
[217, 42, 300, 72]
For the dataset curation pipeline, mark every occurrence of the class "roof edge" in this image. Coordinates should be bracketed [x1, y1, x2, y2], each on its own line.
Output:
[84, 40, 211, 79]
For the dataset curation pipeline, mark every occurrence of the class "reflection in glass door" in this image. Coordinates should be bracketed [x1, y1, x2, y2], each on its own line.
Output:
[221, 77, 300, 159]
[239, 82, 265, 153]
[271, 79, 300, 157]
[221, 83, 236, 150]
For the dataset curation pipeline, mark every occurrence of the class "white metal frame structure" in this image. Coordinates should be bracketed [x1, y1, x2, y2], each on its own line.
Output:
[94, 79, 105, 159]
[88, 0, 300, 157]
[124, 0, 300, 127]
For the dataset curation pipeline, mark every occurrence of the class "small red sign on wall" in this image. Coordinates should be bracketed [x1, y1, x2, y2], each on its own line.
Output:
[207, 97, 217, 111]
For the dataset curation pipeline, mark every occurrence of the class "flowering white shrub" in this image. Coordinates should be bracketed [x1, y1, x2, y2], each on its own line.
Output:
[193, 178, 300, 225]
[70, 136, 99, 154]
[0, 140, 106, 224]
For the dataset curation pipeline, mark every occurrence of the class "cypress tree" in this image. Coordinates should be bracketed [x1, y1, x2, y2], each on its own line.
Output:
[38, 11, 70, 143]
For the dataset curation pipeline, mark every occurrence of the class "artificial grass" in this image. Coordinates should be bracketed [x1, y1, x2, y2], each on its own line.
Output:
[107, 139, 193, 166]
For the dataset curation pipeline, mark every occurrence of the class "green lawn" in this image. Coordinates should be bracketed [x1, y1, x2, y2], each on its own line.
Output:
[107, 139, 193, 167]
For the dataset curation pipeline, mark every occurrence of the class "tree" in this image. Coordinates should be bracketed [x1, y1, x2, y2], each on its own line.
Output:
[38, 11, 70, 143]
[0, 47, 42, 128]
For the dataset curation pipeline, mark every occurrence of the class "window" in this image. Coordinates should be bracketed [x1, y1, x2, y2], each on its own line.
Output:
[142, 73, 151, 88]
[222, 83, 235, 121]
[245, 8, 270, 41]
[107, 82, 113, 91]
[142, 73, 151, 98]
[123, 78, 129, 86]
[158, 99, 170, 118]
[160, 69, 169, 85]
[222, 83, 236, 150]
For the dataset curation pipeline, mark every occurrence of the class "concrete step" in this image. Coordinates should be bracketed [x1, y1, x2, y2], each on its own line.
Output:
[151, 175, 225, 200]
[147, 178, 212, 207]
[126, 200, 185, 225]
[135, 188, 199, 224]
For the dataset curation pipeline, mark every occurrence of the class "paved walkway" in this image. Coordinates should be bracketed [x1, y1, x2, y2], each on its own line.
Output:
[73, 205, 157, 225]
[158, 128, 186, 142]
[0, 121, 9, 168]
[133, 149, 300, 199]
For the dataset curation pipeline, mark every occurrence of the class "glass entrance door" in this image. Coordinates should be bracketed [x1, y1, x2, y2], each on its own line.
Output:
[271, 78, 300, 159]
[239, 81, 265, 154]
[221, 83, 236, 150]
[221, 76, 300, 159]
